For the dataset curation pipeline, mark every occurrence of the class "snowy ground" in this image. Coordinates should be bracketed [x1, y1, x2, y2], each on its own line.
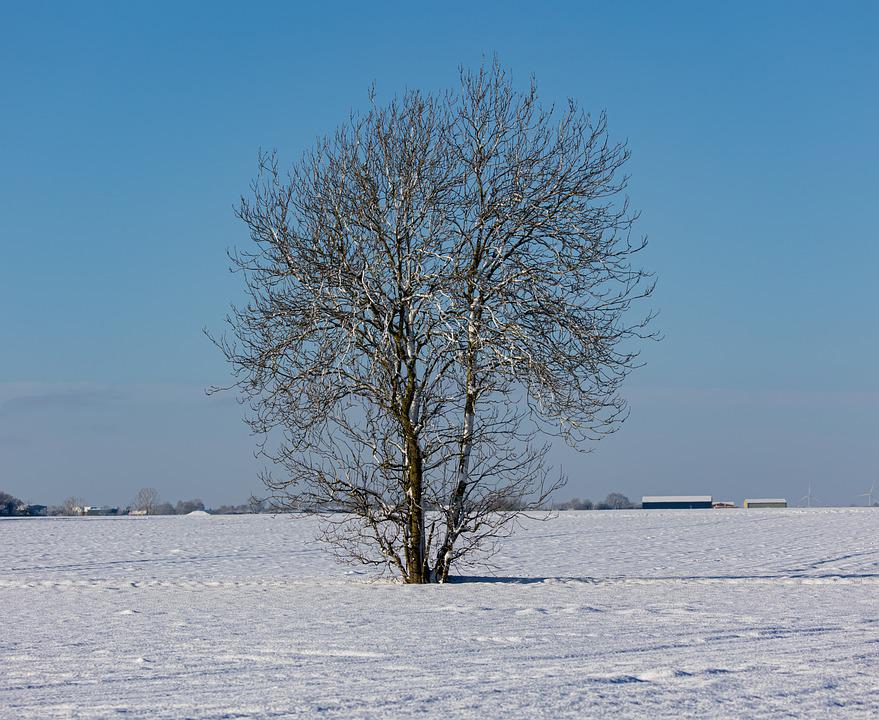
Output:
[2, 509, 878, 718]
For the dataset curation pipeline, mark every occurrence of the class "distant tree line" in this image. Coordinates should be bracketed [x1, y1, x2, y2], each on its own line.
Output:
[0, 488, 268, 517]
[124, 488, 269, 516]
[6, 487, 878, 516]
[552, 493, 636, 510]
[4, 486, 639, 516]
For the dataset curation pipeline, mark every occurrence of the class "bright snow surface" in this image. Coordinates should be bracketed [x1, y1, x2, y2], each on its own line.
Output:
[2, 509, 878, 718]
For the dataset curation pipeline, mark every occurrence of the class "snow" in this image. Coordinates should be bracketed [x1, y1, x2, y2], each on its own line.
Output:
[2, 509, 878, 718]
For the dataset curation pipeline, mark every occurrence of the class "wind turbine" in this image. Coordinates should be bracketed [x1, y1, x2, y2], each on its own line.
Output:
[800, 481, 815, 508]
[859, 480, 877, 507]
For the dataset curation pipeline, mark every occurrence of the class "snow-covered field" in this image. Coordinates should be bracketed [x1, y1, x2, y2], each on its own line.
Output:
[2, 509, 878, 718]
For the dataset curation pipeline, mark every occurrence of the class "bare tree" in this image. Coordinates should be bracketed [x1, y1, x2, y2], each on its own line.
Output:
[555, 498, 594, 511]
[132, 487, 160, 515]
[61, 496, 84, 516]
[603, 493, 634, 510]
[214, 60, 654, 583]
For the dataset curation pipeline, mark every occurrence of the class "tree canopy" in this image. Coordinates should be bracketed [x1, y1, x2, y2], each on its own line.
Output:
[214, 61, 655, 582]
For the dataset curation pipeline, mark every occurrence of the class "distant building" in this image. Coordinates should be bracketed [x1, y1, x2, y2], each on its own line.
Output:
[25, 505, 48, 516]
[743, 498, 787, 508]
[642, 495, 713, 510]
[712, 501, 736, 509]
[83, 505, 118, 516]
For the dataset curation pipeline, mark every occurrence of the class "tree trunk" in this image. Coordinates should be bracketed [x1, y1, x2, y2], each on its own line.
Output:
[404, 431, 428, 583]
[435, 302, 479, 583]
[435, 395, 474, 583]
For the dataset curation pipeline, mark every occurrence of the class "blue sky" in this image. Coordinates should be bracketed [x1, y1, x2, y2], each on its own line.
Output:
[1, 1, 877, 506]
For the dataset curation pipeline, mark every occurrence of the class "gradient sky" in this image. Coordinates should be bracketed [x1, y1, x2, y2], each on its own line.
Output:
[1, 1, 877, 507]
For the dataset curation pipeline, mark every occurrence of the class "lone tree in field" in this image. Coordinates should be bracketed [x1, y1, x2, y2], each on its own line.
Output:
[213, 61, 654, 583]
[132, 487, 160, 515]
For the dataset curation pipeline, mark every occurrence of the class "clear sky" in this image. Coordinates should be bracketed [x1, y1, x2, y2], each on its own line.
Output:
[1, 1, 877, 507]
